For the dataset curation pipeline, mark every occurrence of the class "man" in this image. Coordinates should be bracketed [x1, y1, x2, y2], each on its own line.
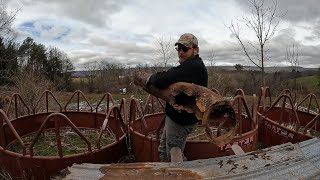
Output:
[139, 33, 208, 161]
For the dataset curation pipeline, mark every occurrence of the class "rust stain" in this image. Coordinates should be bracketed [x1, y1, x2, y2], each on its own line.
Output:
[99, 163, 204, 180]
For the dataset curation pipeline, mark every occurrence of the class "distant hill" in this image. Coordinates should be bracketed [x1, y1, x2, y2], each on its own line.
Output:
[212, 66, 318, 72]
[71, 66, 319, 77]
[71, 71, 87, 77]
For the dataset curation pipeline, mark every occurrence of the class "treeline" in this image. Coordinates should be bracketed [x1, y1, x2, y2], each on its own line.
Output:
[0, 36, 74, 90]
[207, 68, 320, 98]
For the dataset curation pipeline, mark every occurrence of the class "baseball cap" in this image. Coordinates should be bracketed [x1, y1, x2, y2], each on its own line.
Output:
[174, 33, 198, 48]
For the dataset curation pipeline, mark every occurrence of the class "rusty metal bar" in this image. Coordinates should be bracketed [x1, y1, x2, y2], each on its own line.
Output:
[33, 90, 62, 114]
[97, 106, 126, 149]
[14, 95, 17, 118]
[54, 115, 63, 157]
[119, 98, 128, 123]
[46, 91, 49, 112]
[303, 114, 320, 134]
[232, 94, 254, 134]
[143, 95, 165, 115]
[30, 113, 92, 157]
[238, 97, 243, 135]
[64, 90, 93, 112]
[280, 95, 286, 123]
[156, 97, 165, 110]
[5, 93, 30, 119]
[296, 93, 320, 114]
[264, 94, 301, 131]
[129, 98, 148, 136]
[252, 94, 257, 126]
[95, 93, 116, 113]
[234, 89, 245, 97]
[0, 109, 26, 155]
[143, 95, 151, 114]
[258, 87, 272, 113]
[279, 89, 293, 100]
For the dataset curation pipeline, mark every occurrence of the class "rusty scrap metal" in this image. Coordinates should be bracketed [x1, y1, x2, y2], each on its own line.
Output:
[0, 91, 128, 179]
[66, 141, 308, 179]
[133, 71, 238, 145]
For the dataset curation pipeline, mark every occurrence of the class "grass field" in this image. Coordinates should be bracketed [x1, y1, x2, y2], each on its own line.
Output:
[296, 75, 319, 89]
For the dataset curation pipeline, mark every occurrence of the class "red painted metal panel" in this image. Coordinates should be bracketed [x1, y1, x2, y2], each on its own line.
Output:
[130, 113, 258, 162]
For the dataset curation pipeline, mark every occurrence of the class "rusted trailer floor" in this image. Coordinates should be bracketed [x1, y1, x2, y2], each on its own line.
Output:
[65, 138, 320, 179]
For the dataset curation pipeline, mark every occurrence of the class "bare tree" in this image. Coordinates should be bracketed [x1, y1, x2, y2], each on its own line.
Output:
[83, 61, 98, 92]
[234, 64, 244, 71]
[286, 44, 299, 99]
[229, 0, 281, 87]
[96, 61, 125, 92]
[208, 50, 216, 67]
[286, 44, 299, 82]
[0, 4, 21, 35]
[155, 36, 174, 69]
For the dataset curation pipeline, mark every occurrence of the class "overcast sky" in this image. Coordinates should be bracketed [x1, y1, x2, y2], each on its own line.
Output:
[3, 0, 320, 70]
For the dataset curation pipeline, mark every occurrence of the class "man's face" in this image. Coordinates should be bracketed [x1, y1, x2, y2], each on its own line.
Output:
[176, 44, 197, 63]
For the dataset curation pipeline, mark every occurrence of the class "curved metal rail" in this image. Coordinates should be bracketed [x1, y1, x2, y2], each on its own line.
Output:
[64, 90, 93, 112]
[29, 112, 92, 157]
[303, 114, 320, 135]
[5, 93, 30, 119]
[0, 109, 26, 155]
[95, 93, 116, 113]
[119, 98, 128, 123]
[129, 98, 148, 136]
[264, 94, 301, 131]
[33, 90, 62, 113]
[232, 94, 254, 136]
[258, 87, 272, 113]
[97, 105, 126, 149]
[143, 94, 165, 115]
[296, 93, 320, 114]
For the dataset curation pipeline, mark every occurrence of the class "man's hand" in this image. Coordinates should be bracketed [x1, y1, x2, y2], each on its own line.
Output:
[133, 71, 151, 87]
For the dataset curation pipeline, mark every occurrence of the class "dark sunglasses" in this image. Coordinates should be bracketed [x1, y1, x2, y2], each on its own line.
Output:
[175, 45, 191, 52]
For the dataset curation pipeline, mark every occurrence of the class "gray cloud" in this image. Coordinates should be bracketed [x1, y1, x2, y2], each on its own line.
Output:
[4, 0, 320, 69]
[234, 0, 320, 23]
[9, 0, 127, 28]
[234, 0, 320, 41]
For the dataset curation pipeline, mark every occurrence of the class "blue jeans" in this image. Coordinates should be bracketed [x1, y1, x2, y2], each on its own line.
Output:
[158, 116, 198, 162]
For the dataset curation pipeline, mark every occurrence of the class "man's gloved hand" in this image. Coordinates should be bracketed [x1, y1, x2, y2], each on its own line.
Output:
[133, 71, 151, 87]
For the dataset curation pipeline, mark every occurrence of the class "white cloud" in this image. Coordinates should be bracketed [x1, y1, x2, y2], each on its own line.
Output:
[3, 0, 320, 69]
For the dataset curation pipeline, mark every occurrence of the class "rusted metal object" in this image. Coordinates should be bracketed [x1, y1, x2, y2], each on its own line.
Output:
[129, 91, 258, 162]
[0, 91, 128, 179]
[5, 93, 30, 119]
[64, 90, 93, 112]
[143, 94, 165, 115]
[133, 72, 238, 145]
[95, 92, 116, 113]
[66, 141, 311, 180]
[258, 89, 319, 147]
[296, 93, 320, 114]
[33, 90, 63, 113]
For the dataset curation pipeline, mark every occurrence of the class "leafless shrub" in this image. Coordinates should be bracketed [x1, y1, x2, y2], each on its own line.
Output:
[7, 71, 62, 117]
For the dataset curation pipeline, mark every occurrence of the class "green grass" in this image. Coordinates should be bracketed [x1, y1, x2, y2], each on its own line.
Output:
[7, 128, 116, 156]
[295, 75, 319, 90]
[71, 77, 88, 83]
